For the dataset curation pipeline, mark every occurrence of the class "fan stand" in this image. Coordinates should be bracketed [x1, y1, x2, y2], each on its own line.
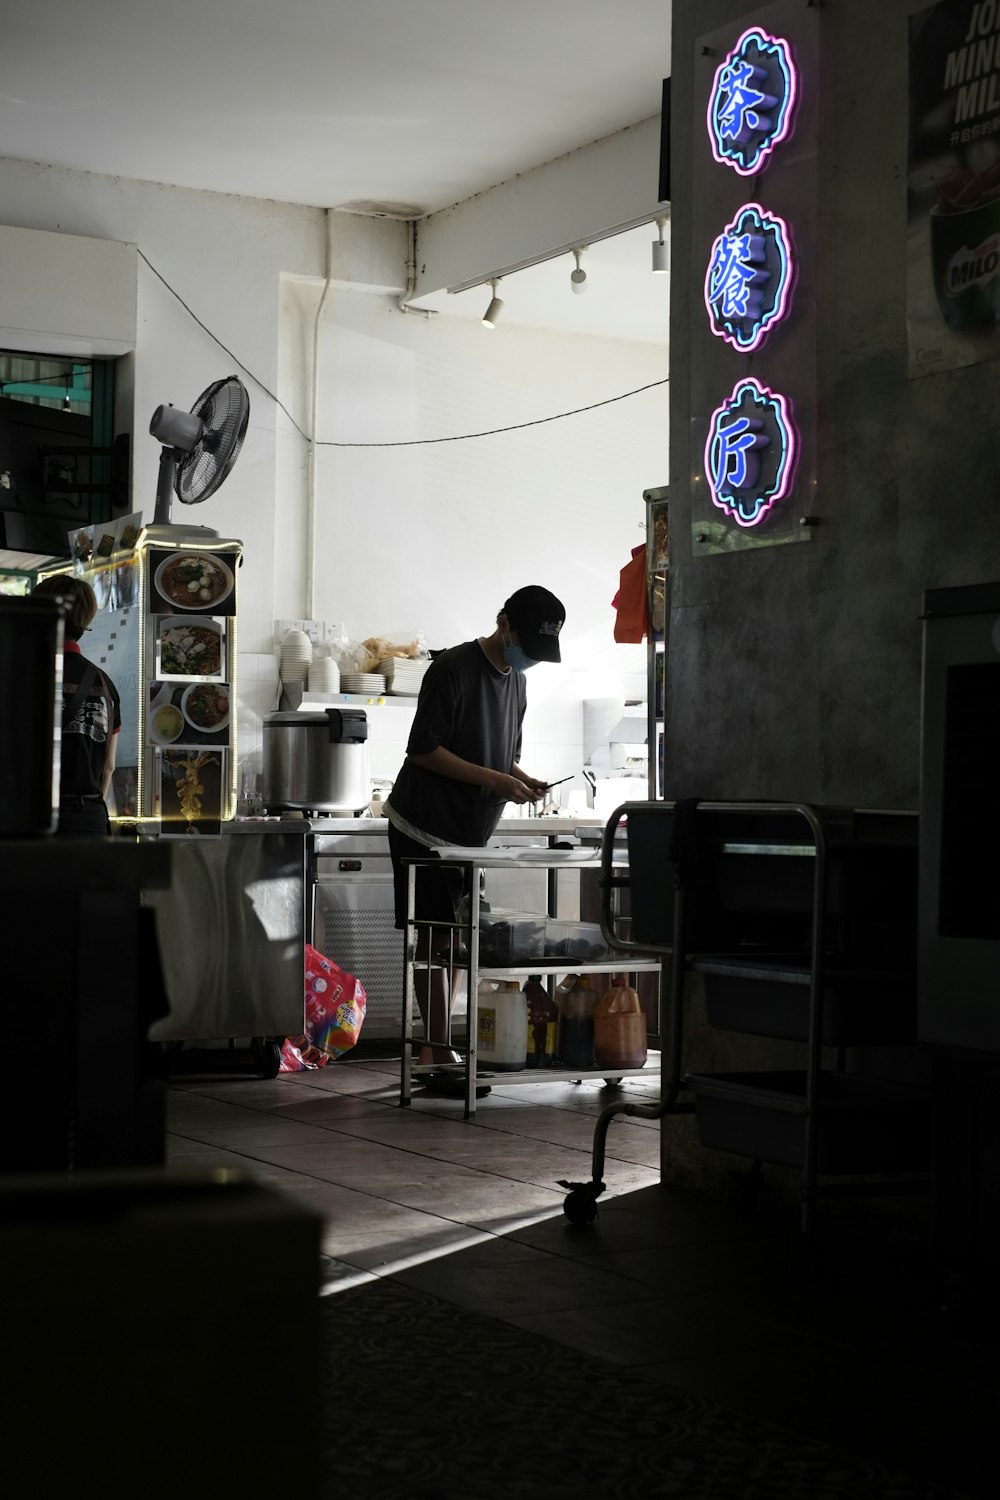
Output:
[153, 449, 178, 526]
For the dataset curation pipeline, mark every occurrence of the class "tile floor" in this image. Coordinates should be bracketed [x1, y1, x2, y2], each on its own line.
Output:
[166, 1050, 995, 1500]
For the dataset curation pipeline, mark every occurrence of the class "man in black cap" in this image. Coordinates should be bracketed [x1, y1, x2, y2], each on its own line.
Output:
[386, 585, 565, 1072]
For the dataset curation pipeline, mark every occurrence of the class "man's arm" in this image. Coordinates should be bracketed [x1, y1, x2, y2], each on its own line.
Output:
[102, 729, 119, 799]
[406, 746, 536, 804]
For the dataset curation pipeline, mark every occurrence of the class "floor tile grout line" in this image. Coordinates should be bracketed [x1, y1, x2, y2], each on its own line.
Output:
[166, 1123, 590, 1224]
[166, 1085, 655, 1171]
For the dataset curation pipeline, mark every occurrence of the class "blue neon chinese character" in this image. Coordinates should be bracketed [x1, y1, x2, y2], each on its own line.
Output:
[709, 233, 756, 319]
[718, 60, 767, 141]
[711, 414, 766, 492]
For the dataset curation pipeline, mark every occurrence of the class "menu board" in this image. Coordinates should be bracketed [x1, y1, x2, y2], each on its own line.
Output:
[142, 539, 240, 833]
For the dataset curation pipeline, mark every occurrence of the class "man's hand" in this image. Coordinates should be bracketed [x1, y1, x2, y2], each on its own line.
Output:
[491, 773, 538, 804]
[517, 775, 549, 798]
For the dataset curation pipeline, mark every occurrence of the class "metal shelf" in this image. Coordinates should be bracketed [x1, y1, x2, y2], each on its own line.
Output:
[477, 958, 661, 979]
[400, 845, 663, 1118]
[413, 1056, 661, 1088]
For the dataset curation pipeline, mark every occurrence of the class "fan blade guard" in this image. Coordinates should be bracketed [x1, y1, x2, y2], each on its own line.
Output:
[175, 376, 250, 505]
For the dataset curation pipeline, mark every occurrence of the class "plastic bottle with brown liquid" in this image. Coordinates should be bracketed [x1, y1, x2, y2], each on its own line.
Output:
[594, 979, 647, 1070]
[523, 976, 558, 1068]
[556, 974, 598, 1069]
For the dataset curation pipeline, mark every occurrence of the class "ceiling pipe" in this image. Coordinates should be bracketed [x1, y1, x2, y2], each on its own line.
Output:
[397, 220, 438, 318]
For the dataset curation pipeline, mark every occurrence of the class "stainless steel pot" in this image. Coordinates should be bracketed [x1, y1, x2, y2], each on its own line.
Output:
[262, 707, 370, 813]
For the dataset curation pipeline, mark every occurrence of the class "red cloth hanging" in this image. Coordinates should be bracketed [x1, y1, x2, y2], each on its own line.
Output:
[611, 545, 649, 643]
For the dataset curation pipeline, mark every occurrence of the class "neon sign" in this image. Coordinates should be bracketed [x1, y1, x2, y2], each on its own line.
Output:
[704, 377, 796, 529]
[707, 27, 798, 176]
[705, 203, 793, 352]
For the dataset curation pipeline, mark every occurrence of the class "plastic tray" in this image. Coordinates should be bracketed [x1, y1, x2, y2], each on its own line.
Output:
[475, 910, 546, 964]
[544, 919, 607, 961]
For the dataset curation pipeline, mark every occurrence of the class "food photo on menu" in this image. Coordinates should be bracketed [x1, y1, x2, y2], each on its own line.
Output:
[159, 748, 222, 837]
[147, 548, 236, 616]
[148, 679, 231, 749]
[157, 616, 224, 678]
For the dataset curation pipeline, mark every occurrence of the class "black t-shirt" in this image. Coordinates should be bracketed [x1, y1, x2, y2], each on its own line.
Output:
[60, 646, 122, 799]
[387, 639, 525, 847]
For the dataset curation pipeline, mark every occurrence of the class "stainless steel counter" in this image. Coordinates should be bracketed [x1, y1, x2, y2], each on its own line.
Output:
[235, 813, 605, 838]
[144, 825, 307, 1043]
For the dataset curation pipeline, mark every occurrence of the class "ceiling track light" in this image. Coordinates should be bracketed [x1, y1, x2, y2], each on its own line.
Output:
[570, 247, 588, 294]
[482, 278, 503, 329]
[652, 218, 668, 274]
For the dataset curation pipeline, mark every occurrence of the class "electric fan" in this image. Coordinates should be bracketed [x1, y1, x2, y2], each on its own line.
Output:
[149, 375, 250, 531]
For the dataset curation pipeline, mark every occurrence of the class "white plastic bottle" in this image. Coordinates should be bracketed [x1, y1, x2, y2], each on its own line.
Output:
[476, 979, 528, 1071]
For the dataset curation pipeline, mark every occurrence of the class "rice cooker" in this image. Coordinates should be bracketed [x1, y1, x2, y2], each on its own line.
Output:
[262, 707, 370, 813]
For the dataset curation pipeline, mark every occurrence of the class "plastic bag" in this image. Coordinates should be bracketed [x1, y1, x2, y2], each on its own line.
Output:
[279, 944, 367, 1071]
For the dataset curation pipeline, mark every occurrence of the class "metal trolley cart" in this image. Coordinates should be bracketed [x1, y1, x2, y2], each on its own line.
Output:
[561, 801, 931, 1232]
[398, 843, 663, 1121]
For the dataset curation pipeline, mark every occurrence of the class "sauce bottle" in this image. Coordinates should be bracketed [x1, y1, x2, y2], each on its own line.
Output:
[523, 976, 558, 1067]
[556, 974, 597, 1069]
[594, 979, 647, 1070]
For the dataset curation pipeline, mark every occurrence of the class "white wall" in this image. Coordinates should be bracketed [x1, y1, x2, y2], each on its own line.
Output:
[274, 278, 663, 788]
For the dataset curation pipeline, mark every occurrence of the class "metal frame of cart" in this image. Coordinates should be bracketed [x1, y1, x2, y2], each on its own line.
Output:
[562, 800, 930, 1232]
[398, 845, 663, 1120]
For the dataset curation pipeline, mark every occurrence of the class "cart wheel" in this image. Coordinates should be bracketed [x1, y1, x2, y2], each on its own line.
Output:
[251, 1037, 282, 1079]
[562, 1190, 598, 1226]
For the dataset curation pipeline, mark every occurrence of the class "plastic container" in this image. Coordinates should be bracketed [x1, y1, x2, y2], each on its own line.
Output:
[594, 980, 647, 1070]
[523, 976, 558, 1068]
[476, 910, 546, 965]
[556, 974, 598, 1069]
[544, 919, 607, 961]
[476, 979, 528, 1071]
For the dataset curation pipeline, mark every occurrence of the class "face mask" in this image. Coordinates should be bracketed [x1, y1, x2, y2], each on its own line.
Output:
[502, 643, 540, 672]
[501, 623, 540, 673]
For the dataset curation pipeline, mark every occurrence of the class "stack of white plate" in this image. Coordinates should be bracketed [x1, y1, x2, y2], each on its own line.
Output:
[279, 629, 312, 688]
[308, 656, 340, 693]
[379, 656, 429, 695]
[340, 672, 386, 695]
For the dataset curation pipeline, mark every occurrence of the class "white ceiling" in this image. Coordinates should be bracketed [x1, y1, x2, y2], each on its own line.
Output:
[2, 0, 670, 215]
[1, 0, 671, 342]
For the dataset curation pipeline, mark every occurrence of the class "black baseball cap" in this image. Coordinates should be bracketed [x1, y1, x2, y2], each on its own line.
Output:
[503, 585, 565, 663]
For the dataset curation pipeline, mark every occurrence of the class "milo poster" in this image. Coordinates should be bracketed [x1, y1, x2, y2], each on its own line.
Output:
[908, 0, 1000, 376]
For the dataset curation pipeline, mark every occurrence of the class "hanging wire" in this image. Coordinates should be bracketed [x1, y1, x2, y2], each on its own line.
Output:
[137, 249, 668, 449]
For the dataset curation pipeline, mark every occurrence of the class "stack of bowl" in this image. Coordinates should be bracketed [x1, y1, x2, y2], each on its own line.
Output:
[307, 655, 340, 694]
[279, 629, 312, 693]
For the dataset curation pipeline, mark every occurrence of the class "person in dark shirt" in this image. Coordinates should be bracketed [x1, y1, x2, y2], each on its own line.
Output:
[387, 584, 565, 1070]
[31, 575, 121, 837]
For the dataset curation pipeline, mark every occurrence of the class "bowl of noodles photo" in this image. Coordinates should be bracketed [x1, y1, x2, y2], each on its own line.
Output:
[154, 552, 234, 612]
[159, 616, 223, 677]
[180, 682, 230, 737]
